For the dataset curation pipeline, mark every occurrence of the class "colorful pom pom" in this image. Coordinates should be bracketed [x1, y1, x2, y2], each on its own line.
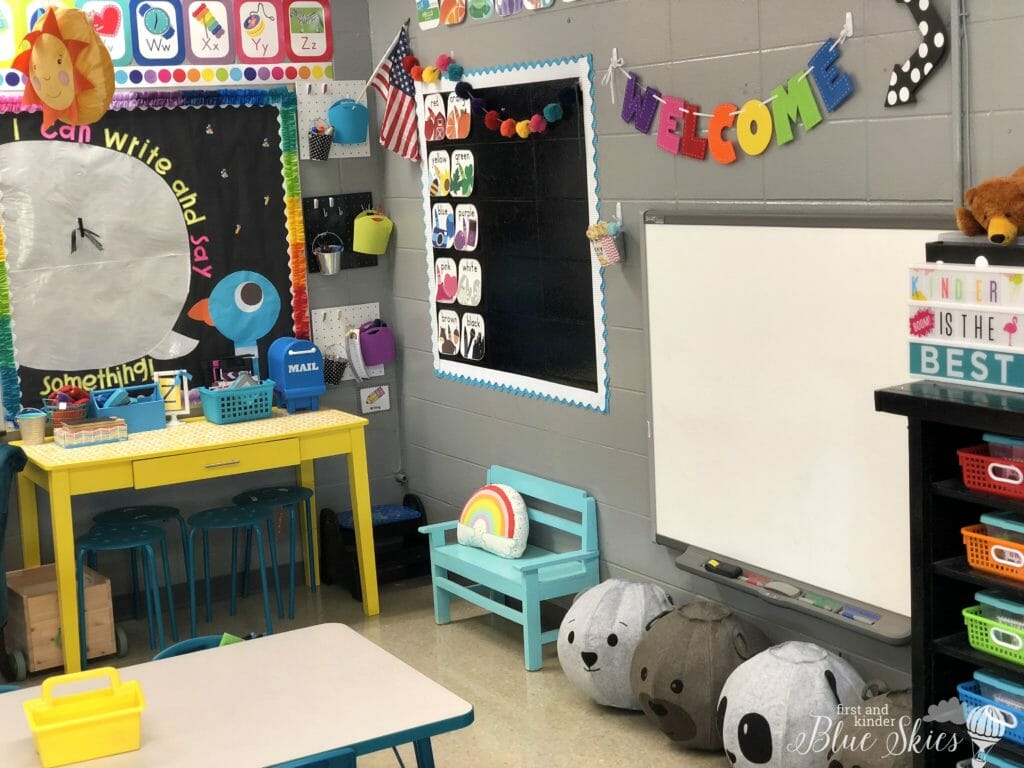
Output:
[606, 220, 622, 236]
[402, 55, 419, 71]
[543, 103, 563, 123]
[484, 110, 502, 131]
[410, 65, 424, 81]
[500, 118, 517, 138]
[435, 53, 453, 72]
[470, 97, 487, 115]
[446, 63, 464, 81]
[529, 114, 547, 133]
[454, 81, 474, 99]
[422, 66, 440, 83]
[515, 120, 531, 139]
[558, 86, 577, 109]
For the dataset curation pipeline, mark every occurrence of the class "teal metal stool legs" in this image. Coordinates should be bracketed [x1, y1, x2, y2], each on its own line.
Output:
[91, 506, 192, 630]
[234, 485, 316, 620]
[76, 523, 170, 668]
[188, 506, 277, 638]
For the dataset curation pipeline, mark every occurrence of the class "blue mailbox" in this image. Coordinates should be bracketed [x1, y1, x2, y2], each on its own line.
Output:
[268, 337, 326, 413]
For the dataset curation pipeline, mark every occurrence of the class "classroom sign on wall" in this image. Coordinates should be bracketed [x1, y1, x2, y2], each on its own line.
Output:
[0, 88, 309, 415]
[416, 56, 608, 412]
[908, 263, 1024, 392]
[0, 0, 333, 92]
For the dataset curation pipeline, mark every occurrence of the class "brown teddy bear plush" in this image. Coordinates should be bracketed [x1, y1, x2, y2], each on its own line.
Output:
[957, 166, 1024, 245]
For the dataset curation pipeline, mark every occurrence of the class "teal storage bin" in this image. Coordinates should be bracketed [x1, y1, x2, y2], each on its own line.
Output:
[88, 384, 166, 433]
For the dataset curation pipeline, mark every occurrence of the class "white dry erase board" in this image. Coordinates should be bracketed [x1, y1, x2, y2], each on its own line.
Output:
[644, 216, 945, 617]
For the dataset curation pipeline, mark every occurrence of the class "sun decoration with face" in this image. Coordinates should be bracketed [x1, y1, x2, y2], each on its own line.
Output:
[11, 8, 114, 130]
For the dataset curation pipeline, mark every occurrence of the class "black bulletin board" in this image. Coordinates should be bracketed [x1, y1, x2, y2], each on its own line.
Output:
[417, 56, 607, 412]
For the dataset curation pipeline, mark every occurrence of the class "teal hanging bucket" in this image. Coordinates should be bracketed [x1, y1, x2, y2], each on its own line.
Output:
[328, 99, 369, 145]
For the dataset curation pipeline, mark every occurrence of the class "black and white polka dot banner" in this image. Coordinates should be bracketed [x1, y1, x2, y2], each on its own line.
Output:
[885, 0, 947, 107]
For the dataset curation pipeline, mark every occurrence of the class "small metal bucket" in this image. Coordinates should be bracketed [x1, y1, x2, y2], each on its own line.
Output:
[313, 232, 344, 275]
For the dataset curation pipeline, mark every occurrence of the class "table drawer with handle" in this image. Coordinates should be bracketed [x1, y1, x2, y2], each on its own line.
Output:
[132, 439, 300, 489]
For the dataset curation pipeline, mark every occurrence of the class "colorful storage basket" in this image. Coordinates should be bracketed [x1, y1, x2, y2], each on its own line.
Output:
[44, 402, 88, 427]
[963, 524, 1024, 582]
[198, 380, 275, 425]
[964, 603, 1024, 666]
[959, 680, 1024, 746]
[23, 667, 145, 768]
[959, 444, 1024, 500]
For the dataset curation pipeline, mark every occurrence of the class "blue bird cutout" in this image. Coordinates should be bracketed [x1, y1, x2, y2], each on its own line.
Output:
[187, 270, 282, 360]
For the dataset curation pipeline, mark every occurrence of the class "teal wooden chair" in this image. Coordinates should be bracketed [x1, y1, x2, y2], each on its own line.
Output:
[0, 444, 27, 683]
[188, 505, 281, 637]
[233, 485, 316, 620]
[420, 466, 600, 671]
[77, 523, 172, 665]
[90, 505, 192, 624]
[153, 634, 224, 660]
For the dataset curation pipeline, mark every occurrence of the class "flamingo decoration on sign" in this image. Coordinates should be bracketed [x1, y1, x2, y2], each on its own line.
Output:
[1006, 316, 1019, 346]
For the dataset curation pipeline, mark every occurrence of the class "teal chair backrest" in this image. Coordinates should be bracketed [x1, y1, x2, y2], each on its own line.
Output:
[152, 635, 224, 660]
[0, 684, 18, 693]
[0, 444, 27, 629]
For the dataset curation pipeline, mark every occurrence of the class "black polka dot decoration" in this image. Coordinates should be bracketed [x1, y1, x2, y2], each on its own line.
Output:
[885, 0, 948, 107]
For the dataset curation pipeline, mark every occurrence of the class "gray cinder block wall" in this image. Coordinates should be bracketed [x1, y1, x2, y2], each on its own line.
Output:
[362, 0, 1024, 680]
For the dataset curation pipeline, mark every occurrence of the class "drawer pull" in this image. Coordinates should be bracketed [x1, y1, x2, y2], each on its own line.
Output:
[205, 460, 241, 469]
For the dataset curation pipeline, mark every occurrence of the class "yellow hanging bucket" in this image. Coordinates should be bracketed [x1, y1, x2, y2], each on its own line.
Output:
[24, 667, 146, 768]
[352, 210, 394, 255]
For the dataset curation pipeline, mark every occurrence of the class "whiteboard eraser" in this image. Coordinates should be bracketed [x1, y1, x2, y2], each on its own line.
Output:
[764, 581, 802, 598]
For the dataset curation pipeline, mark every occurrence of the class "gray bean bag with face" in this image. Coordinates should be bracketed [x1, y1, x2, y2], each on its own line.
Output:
[719, 641, 866, 768]
[557, 579, 675, 710]
[629, 601, 770, 750]
[828, 686, 912, 768]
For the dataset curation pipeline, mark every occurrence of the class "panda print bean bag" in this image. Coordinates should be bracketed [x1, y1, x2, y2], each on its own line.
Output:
[718, 641, 866, 767]
[630, 601, 770, 750]
[557, 579, 674, 710]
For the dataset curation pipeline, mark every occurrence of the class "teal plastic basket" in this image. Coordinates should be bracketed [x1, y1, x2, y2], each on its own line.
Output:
[198, 380, 275, 425]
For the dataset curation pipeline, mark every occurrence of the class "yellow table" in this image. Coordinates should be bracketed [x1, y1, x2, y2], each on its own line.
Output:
[14, 409, 378, 674]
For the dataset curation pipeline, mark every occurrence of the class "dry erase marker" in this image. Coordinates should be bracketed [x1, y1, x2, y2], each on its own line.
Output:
[800, 593, 843, 613]
[841, 606, 880, 625]
[704, 559, 743, 578]
[745, 572, 769, 587]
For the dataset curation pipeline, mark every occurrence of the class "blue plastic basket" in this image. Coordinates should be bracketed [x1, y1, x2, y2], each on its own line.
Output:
[959, 680, 1024, 746]
[198, 380, 275, 425]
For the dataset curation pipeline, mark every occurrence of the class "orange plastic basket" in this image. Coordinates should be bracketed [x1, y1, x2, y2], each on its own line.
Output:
[44, 403, 88, 428]
[959, 445, 1024, 501]
[963, 524, 1024, 582]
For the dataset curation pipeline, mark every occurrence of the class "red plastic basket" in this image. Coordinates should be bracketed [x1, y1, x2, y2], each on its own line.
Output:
[962, 524, 1024, 583]
[959, 444, 1024, 500]
[44, 402, 88, 427]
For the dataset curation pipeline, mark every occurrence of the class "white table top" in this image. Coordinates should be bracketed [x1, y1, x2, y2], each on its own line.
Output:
[0, 623, 474, 768]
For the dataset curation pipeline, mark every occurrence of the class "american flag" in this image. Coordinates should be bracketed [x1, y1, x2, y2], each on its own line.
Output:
[369, 25, 420, 163]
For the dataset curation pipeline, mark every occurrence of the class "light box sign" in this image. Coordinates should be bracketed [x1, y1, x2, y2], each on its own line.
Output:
[909, 263, 1024, 392]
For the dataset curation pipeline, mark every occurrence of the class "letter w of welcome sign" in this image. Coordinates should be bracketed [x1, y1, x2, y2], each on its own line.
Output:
[908, 263, 1024, 391]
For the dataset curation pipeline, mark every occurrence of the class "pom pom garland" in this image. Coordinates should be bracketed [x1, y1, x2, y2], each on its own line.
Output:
[543, 103, 564, 123]
[404, 51, 578, 139]
[484, 110, 502, 131]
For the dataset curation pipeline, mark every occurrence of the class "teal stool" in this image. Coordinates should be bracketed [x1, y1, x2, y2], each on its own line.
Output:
[76, 524, 171, 667]
[233, 485, 315, 620]
[91, 506, 192, 626]
[188, 506, 282, 638]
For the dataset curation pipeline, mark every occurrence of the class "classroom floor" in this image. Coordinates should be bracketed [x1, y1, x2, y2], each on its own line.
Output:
[20, 577, 727, 768]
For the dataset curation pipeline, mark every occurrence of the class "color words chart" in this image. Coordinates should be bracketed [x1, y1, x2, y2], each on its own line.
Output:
[910, 263, 1024, 392]
[0, 0, 333, 91]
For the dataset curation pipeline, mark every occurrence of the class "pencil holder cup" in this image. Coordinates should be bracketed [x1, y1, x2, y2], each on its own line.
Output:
[590, 234, 624, 267]
[312, 232, 344, 275]
[323, 355, 348, 387]
[359, 321, 396, 366]
[18, 409, 47, 445]
[308, 131, 332, 161]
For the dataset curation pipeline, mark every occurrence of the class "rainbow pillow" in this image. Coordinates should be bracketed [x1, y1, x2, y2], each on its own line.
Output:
[457, 483, 529, 559]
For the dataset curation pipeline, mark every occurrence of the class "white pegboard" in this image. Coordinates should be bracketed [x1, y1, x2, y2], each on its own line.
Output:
[311, 303, 385, 381]
[296, 80, 372, 160]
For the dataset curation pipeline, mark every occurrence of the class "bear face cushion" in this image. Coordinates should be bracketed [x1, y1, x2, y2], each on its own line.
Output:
[457, 484, 528, 558]
[630, 601, 770, 750]
[557, 579, 674, 710]
[828, 687, 912, 768]
[718, 641, 865, 768]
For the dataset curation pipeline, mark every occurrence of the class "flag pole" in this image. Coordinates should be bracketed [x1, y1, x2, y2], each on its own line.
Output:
[355, 18, 410, 102]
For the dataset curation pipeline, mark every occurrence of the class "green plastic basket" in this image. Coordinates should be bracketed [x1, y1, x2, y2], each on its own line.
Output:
[964, 604, 1024, 667]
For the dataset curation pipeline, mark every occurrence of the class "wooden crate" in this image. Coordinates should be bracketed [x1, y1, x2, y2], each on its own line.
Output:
[4, 564, 115, 672]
